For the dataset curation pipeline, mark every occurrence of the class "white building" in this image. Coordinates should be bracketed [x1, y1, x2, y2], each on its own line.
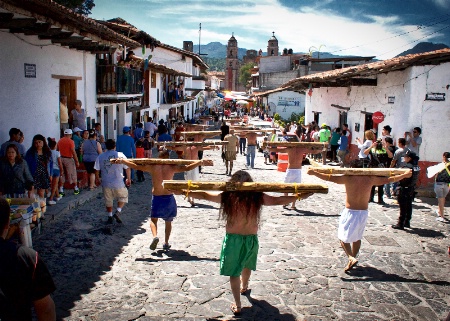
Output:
[0, 0, 139, 146]
[282, 49, 450, 187]
[96, 19, 208, 131]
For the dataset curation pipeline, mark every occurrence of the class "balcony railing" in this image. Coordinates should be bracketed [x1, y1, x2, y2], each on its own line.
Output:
[97, 65, 142, 94]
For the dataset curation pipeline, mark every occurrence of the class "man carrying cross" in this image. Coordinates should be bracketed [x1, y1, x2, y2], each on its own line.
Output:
[307, 166, 412, 272]
[112, 151, 210, 251]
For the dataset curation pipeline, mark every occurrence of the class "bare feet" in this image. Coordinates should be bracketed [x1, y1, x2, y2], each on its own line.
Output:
[344, 257, 358, 272]
[240, 287, 249, 295]
[230, 304, 241, 315]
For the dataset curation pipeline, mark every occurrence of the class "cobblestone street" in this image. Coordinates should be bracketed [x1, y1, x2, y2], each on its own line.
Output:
[35, 145, 450, 321]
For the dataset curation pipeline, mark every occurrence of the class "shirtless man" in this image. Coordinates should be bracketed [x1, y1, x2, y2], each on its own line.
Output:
[267, 143, 322, 209]
[238, 129, 264, 169]
[167, 134, 219, 206]
[307, 167, 412, 272]
[175, 170, 312, 315]
[223, 129, 239, 176]
[112, 150, 211, 251]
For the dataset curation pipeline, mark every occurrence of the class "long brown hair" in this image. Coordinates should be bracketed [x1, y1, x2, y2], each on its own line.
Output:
[220, 170, 264, 226]
[4, 144, 23, 164]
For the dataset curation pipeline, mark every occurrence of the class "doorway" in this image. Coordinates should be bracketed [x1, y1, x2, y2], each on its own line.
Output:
[364, 113, 373, 132]
[59, 79, 77, 128]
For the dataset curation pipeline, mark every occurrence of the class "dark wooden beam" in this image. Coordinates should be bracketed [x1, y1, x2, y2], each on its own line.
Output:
[10, 22, 51, 35]
[0, 17, 37, 29]
[39, 30, 73, 40]
[0, 12, 14, 22]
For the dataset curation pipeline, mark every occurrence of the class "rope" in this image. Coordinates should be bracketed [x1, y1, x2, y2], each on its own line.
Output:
[184, 180, 192, 199]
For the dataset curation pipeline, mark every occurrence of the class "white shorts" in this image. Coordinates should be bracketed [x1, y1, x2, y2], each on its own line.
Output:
[338, 208, 369, 243]
[185, 167, 199, 181]
[284, 168, 302, 183]
[103, 187, 128, 207]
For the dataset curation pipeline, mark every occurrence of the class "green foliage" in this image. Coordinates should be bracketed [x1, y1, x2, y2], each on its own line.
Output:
[273, 113, 281, 121]
[54, 0, 95, 15]
[238, 62, 254, 87]
[204, 57, 225, 71]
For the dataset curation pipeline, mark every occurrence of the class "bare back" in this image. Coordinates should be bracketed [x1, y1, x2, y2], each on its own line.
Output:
[147, 164, 183, 196]
[343, 176, 390, 210]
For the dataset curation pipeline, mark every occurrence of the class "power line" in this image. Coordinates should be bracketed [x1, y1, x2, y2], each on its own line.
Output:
[329, 14, 450, 55]
[378, 24, 450, 57]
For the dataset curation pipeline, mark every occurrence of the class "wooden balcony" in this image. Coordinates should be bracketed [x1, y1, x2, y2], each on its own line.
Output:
[97, 65, 142, 94]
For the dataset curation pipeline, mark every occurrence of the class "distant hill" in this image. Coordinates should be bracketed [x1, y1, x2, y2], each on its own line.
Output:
[193, 42, 247, 59]
[395, 42, 449, 57]
[198, 41, 449, 71]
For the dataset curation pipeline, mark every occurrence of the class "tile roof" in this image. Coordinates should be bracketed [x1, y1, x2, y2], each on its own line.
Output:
[282, 48, 450, 91]
[0, 0, 140, 51]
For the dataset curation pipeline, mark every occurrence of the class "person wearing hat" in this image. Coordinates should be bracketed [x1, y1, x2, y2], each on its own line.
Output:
[57, 128, 80, 195]
[392, 150, 421, 230]
[116, 126, 136, 181]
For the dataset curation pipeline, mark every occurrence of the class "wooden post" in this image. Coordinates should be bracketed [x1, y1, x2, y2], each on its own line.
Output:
[309, 167, 411, 176]
[109, 158, 214, 166]
[155, 141, 228, 146]
[162, 180, 328, 193]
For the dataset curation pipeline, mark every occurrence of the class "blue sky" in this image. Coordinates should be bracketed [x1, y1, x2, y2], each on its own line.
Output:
[90, 0, 450, 60]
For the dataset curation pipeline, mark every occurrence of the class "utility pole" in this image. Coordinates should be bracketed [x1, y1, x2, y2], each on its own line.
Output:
[198, 23, 208, 56]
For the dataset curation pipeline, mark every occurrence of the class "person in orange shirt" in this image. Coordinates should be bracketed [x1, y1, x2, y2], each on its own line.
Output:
[56, 129, 80, 196]
[135, 140, 145, 182]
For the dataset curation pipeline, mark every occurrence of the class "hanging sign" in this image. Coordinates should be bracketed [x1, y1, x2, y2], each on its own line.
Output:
[372, 111, 385, 124]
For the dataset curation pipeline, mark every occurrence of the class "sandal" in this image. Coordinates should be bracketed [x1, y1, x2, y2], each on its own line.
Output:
[230, 304, 241, 316]
[240, 287, 249, 295]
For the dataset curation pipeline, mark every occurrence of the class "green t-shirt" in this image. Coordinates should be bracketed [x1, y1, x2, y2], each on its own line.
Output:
[319, 129, 331, 142]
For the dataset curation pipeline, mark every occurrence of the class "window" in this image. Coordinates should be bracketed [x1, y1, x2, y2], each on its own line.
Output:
[151, 73, 156, 88]
[339, 112, 348, 129]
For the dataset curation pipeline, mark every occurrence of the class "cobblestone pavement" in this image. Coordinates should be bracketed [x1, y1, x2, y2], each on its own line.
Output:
[35, 144, 450, 321]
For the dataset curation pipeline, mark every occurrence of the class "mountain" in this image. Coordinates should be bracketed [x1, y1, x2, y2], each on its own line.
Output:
[193, 42, 247, 59]
[395, 42, 449, 57]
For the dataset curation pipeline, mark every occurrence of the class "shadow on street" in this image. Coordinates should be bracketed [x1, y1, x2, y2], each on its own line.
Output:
[342, 266, 450, 286]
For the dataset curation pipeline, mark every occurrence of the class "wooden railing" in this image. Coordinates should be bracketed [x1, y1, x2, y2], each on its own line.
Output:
[97, 65, 142, 94]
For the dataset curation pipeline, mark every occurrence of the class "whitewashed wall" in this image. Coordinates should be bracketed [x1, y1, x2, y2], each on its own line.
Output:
[0, 32, 96, 148]
[304, 63, 450, 162]
[268, 91, 305, 119]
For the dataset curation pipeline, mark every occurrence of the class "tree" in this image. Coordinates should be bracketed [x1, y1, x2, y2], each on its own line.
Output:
[54, 0, 95, 16]
[238, 62, 254, 87]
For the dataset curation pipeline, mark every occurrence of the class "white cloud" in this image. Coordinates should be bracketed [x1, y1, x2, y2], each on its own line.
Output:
[92, 0, 446, 60]
[429, 0, 450, 8]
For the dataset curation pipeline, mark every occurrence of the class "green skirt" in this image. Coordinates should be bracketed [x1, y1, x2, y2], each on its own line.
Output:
[220, 233, 259, 277]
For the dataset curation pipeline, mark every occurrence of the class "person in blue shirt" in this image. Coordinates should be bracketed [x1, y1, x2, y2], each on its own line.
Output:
[134, 123, 144, 142]
[156, 126, 173, 142]
[116, 126, 136, 181]
[337, 130, 349, 167]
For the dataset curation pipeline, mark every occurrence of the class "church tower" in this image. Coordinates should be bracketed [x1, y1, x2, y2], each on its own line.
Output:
[267, 31, 279, 56]
[225, 33, 239, 91]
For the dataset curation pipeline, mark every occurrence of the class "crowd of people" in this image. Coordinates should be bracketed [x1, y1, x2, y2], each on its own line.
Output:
[1, 114, 449, 319]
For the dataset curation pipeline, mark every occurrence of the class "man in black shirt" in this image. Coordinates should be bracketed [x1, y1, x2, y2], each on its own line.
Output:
[0, 199, 56, 321]
[391, 150, 421, 230]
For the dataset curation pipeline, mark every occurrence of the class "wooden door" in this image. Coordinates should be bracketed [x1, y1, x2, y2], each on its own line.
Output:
[59, 79, 77, 127]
